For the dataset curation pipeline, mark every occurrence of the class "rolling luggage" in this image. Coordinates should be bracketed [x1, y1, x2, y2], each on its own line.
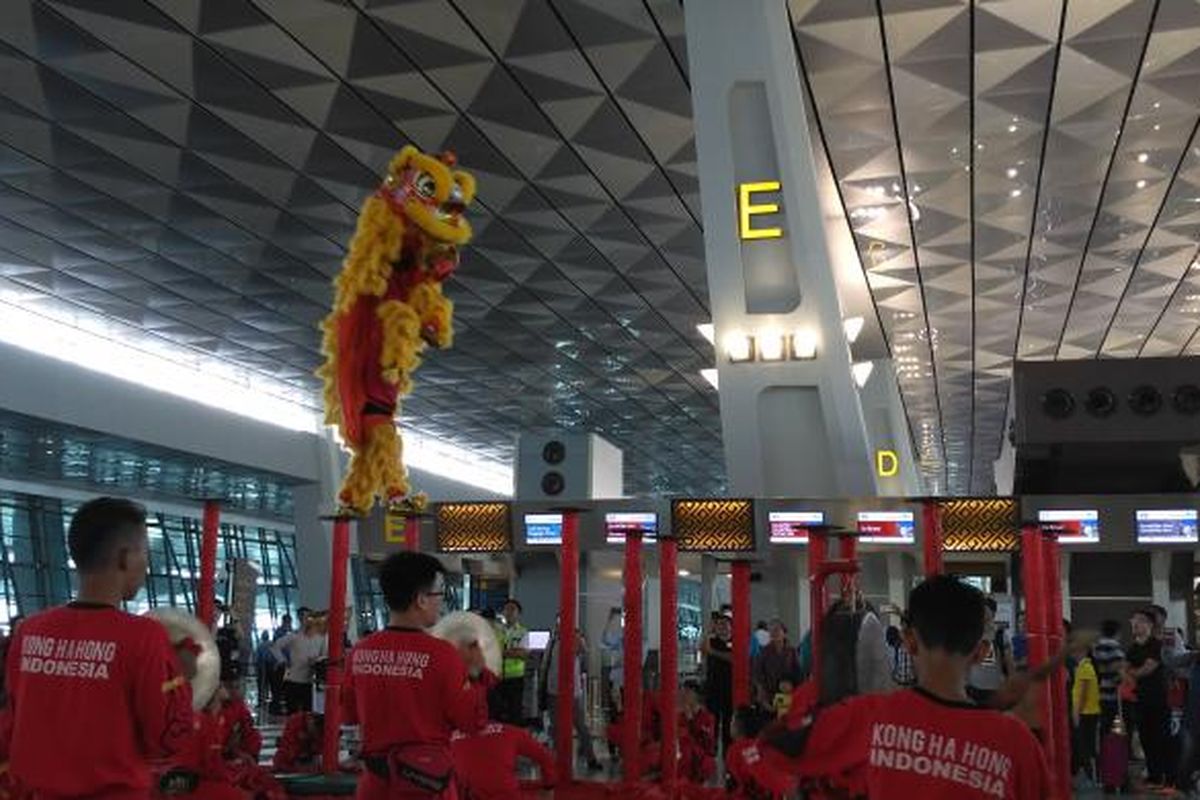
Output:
[1100, 698, 1130, 793]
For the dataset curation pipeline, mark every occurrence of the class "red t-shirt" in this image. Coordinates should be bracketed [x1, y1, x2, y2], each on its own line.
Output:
[451, 723, 555, 800]
[5, 603, 194, 798]
[342, 627, 487, 756]
[774, 688, 1051, 800]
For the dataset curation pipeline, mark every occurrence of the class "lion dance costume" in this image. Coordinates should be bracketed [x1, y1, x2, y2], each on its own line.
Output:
[318, 146, 475, 515]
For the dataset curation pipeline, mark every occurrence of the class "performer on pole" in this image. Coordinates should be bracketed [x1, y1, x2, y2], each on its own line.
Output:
[4, 497, 195, 796]
[343, 552, 488, 799]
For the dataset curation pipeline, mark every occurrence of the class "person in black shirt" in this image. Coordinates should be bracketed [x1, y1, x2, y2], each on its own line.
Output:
[703, 613, 734, 749]
[1126, 608, 1170, 789]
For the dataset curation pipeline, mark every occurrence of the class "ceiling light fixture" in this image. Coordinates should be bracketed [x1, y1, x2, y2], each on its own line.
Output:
[757, 329, 787, 361]
[696, 323, 715, 344]
[843, 316, 865, 344]
[1007, 124, 1018, 133]
[678, 569, 691, 577]
[724, 331, 754, 363]
[1138, 152, 1149, 163]
[1137, 179, 1147, 189]
[791, 329, 818, 360]
[1010, 189, 1022, 198]
[852, 361, 875, 388]
[700, 368, 719, 390]
[1006, 167, 1018, 179]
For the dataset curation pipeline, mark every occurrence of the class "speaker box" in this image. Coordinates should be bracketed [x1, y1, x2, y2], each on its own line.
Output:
[1012, 357, 1200, 493]
[515, 432, 623, 501]
[1013, 357, 1200, 445]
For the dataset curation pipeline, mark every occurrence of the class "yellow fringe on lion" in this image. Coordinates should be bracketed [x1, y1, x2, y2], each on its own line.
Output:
[317, 145, 476, 515]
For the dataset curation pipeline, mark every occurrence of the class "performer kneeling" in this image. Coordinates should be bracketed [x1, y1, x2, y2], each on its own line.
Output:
[343, 552, 489, 799]
[451, 697, 555, 800]
[678, 681, 717, 785]
[758, 576, 1050, 800]
[4, 498, 194, 796]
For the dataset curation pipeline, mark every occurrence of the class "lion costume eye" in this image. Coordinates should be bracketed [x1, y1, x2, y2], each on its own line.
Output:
[415, 172, 437, 198]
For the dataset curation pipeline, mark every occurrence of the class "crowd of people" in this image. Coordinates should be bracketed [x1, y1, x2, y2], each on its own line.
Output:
[8, 494, 1200, 800]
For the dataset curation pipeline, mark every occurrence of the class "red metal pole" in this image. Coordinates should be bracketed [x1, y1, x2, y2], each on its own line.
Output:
[622, 528, 644, 786]
[404, 516, 420, 552]
[922, 500, 943, 576]
[1042, 532, 1071, 799]
[323, 517, 351, 774]
[731, 561, 751, 709]
[198, 500, 220, 627]
[556, 512, 580, 788]
[660, 537, 679, 791]
[839, 535, 857, 595]
[1020, 523, 1052, 763]
[808, 535, 827, 696]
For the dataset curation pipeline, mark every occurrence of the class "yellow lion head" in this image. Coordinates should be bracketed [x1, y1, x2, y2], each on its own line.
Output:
[378, 145, 476, 245]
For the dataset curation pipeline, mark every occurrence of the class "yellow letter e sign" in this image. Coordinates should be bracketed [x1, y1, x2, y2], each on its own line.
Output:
[738, 181, 783, 240]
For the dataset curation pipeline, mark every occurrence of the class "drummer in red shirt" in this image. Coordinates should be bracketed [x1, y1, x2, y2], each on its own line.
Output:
[4, 497, 194, 798]
[343, 552, 488, 799]
[761, 575, 1053, 800]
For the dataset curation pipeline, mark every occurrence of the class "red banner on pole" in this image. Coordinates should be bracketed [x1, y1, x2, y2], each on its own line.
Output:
[556, 511, 579, 789]
[622, 528, 644, 786]
[198, 500, 220, 627]
[323, 517, 350, 774]
[660, 537, 679, 790]
[731, 561, 751, 708]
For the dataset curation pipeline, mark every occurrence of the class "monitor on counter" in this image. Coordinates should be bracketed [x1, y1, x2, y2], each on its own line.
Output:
[1037, 509, 1099, 544]
[524, 513, 563, 546]
[524, 630, 551, 651]
[605, 512, 658, 544]
[768, 511, 825, 544]
[1135, 509, 1199, 544]
[856, 511, 915, 544]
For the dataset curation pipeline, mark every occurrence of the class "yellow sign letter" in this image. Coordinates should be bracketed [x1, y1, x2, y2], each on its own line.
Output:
[738, 181, 783, 240]
[876, 450, 899, 478]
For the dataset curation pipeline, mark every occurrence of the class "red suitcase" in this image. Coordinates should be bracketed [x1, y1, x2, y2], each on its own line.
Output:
[1100, 701, 1130, 793]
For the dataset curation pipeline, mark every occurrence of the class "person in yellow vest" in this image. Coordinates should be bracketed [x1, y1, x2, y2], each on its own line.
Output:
[497, 599, 529, 724]
[1071, 636, 1101, 788]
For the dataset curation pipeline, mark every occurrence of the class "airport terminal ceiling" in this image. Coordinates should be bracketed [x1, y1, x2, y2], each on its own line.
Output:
[0, 0, 1198, 497]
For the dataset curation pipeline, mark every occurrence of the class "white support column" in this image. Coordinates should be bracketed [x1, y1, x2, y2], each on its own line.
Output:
[1060, 552, 1071, 621]
[685, 0, 877, 496]
[293, 431, 349, 613]
[1151, 551, 1171, 616]
[886, 552, 908, 610]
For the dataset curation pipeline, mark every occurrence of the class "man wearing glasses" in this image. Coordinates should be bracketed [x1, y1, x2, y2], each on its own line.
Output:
[344, 552, 488, 798]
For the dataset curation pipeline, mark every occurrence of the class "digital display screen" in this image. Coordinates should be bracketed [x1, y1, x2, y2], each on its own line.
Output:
[605, 512, 658, 544]
[1037, 509, 1099, 544]
[768, 511, 825, 544]
[1135, 509, 1199, 544]
[524, 513, 563, 545]
[525, 631, 551, 651]
[856, 511, 916, 544]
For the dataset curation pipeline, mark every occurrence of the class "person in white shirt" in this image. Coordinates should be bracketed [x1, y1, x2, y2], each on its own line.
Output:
[272, 610, 329, 713]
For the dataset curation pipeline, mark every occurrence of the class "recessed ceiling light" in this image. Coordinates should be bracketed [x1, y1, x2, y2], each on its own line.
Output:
[724, 331, 753, 363]
[1138, 152, 1149, 163]
[1137, 179, 1147, 189]
[1007, 124, 1018, 133]
[1154, 124, 1161, 131]
[1006, 167, 1018, 179]
[1010, 189, 1022, 198]
[1154, 101, 1161, 109]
